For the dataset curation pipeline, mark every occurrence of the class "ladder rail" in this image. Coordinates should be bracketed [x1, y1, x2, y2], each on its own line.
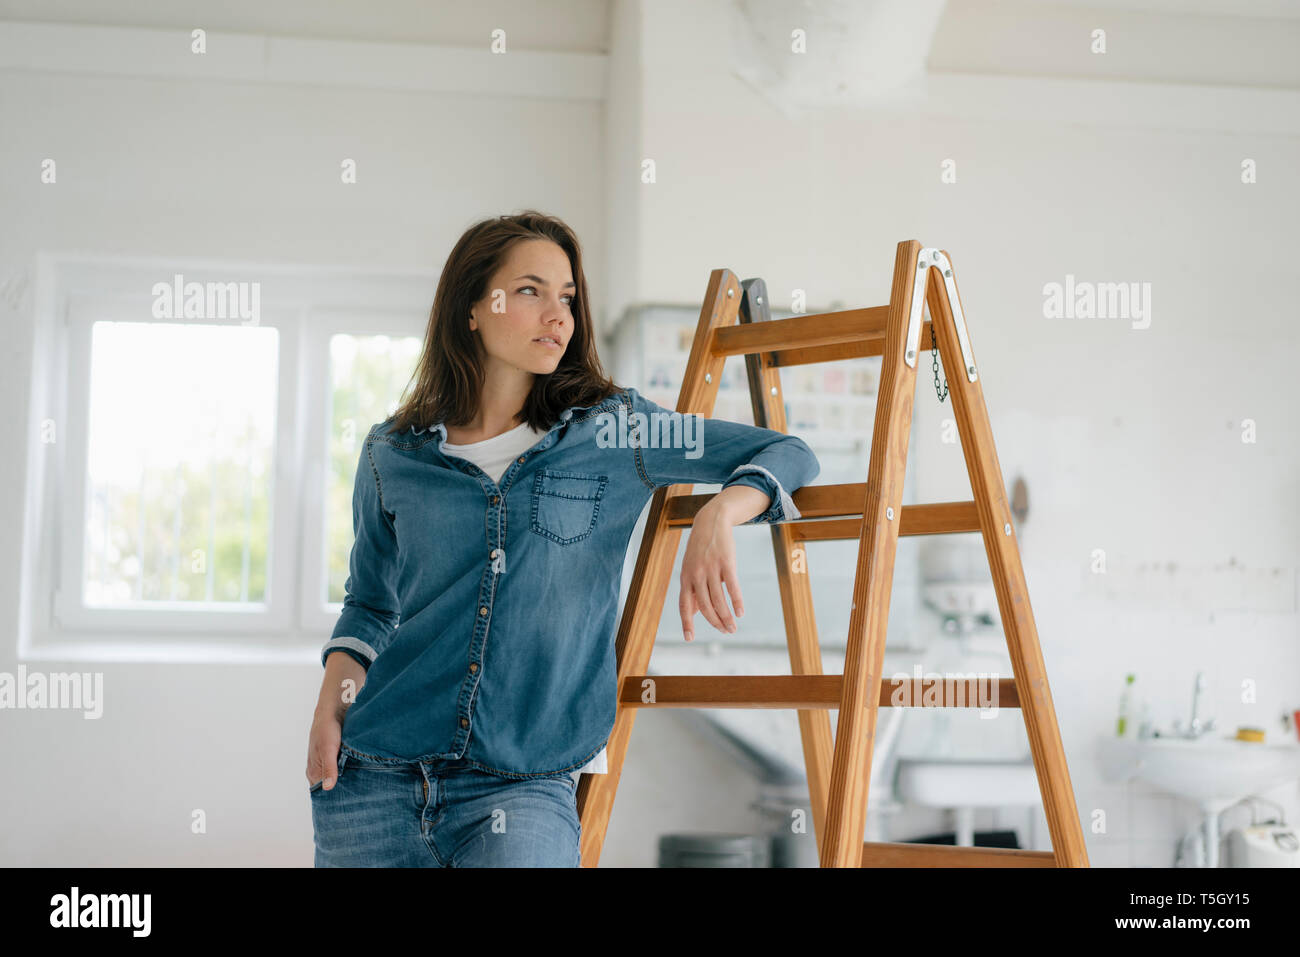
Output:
[575, 268, 741, 865]
[819, 240, 922, 866]
[737, 277, 835, 855]
[925, 248, 1090, 867]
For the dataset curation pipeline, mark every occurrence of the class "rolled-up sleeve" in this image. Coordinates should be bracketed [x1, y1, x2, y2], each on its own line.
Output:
[320, 431, 401, 669]
[627, 386, 820, 524]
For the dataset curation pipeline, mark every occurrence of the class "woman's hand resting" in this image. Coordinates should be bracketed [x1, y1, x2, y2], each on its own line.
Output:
[678, 485, 770, 641]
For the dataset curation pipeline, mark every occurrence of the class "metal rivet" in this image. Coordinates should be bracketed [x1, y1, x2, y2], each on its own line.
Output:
[705, 373, 712, 383]
[727, 288, 734, 297]
[886, 507, 894, 520]
[770, 386, 777, 395]
[906, 350, 915, 359]
[756, 296, 764, 305]
[943, 269, 951, 277]
[1004, 523, 1011, 535]
[968, 366, 976, 375]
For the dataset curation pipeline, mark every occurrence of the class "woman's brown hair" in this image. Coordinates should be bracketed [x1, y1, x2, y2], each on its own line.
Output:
[386, 210, 620, 437]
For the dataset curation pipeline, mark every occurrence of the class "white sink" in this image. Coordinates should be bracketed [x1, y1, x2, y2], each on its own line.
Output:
[1096, 735, 1300, 803]
[895, 758, 1040, 807]
[894, 759, 1042, 847]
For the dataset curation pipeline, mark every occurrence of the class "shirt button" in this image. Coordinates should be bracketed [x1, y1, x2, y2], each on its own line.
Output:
[469, 662, 478, 673]
[516, 456, 526, 464]
[479, 606, 487, 616]
[460, 717, 469, 728]
[491, 495, 499, 505]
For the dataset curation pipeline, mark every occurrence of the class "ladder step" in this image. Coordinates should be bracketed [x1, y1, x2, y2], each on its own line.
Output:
[665, 492, 981, 537]
[619, 675, 1019, 709]
[711, 306, 884, 355]
[860, 841, 1057, 867]
[710, 306, 934, 367]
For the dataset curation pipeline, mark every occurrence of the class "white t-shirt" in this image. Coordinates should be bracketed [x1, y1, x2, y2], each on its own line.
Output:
[441, 420, 609, 783]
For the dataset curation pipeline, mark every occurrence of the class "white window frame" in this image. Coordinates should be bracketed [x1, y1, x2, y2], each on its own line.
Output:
[298, 309, 427, 637]
[55, 292, 300, 635]
[21, 253, 430, 663]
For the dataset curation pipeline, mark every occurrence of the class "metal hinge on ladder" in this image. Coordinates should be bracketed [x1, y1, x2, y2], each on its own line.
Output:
[904, 247, 979, 404]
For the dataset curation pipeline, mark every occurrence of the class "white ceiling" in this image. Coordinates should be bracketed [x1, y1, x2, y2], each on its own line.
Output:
[2, 0, 1296, 101]
[727, 0, 1300, 115]
[1017, 0, 1300, 17]
[929, 0, 1300, 88]
[731, 0, 950, 107]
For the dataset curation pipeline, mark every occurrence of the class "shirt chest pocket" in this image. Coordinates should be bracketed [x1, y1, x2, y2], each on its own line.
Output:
[530, 469, 608, 545]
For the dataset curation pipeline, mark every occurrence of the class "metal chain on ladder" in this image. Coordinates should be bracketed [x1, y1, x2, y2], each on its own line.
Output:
[930, 322, 949, 403]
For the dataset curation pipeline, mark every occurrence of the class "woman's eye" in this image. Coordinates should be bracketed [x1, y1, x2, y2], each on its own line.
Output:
[518, 286, 574, 306]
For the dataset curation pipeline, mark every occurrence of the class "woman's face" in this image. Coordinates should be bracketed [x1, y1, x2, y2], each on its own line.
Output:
[470, 238, 575, 376]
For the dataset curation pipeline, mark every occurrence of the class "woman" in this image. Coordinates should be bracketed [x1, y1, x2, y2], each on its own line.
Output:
[306, 210, 820, 867]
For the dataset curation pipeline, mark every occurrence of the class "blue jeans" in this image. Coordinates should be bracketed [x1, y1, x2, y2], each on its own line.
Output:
[310, 743, 581, 867]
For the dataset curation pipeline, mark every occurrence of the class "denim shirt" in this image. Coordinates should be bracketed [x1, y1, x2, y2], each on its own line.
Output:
[321, 385, 821, 778]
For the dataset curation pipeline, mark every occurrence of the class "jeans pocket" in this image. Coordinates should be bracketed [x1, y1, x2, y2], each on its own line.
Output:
[530, 469, 607, 545]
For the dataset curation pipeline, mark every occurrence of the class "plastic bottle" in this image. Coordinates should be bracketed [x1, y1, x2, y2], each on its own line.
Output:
[1116, 673, 1136, 738]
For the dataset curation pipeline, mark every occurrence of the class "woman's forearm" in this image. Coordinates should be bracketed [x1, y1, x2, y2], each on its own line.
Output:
[316, 652, 367, 722]
[706, 484, 772, 525]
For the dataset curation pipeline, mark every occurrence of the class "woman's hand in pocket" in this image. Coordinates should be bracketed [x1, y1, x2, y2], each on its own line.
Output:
[307, 710, 343, 791]
[308, 651, 366, 790]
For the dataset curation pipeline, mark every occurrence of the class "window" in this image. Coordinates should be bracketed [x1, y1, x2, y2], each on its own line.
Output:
[325, 333, 423, 605]
[24, 258, 431, 660]
[83, 321, 279, 608]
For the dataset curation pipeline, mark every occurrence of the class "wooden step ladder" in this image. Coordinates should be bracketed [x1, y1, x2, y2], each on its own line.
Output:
[576, 239, 1089, 867]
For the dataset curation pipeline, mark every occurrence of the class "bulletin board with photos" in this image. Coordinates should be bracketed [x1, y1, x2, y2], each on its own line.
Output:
[614, 304, 881, 457]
